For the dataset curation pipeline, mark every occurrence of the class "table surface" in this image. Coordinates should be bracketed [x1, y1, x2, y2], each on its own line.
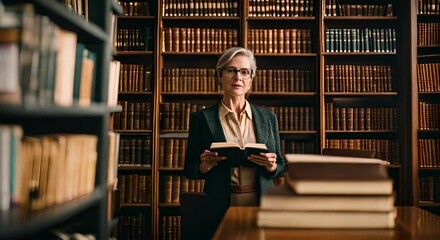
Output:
[213, 206, 440, 240]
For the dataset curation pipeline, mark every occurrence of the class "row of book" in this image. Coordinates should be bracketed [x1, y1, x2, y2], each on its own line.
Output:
[117, 213, 150, 240]
[419, 175, 440, 202]
[162, 27, 238, 53]
[419, 139, 440, 168]
[160, 102, 208, 131]
[248, 0, 314, 17]
[161, 175, 205, 204]
[418, 63, 440, 92]
[113, 101, 152, 131]
[162, 0, 238, 16]
[325, 103, 397, 131]
[160, 215, 181, 240]
[325, 28, 396, 53]
[0, 4, 97, 107]
[419, 101, 440, 130]
[247, 29, 312, 54]
[118, 174, 152, 204]
[266, 106, 315, 131]
[161, 68, 220, 93]
[325, 0, 393, 16]
[159, 138, 187, 168]
[252, 69, 315, 92]
[0, 124, 98, 211]
[116, 27, 153, 51]
[118, 138, 151, 166]
[325, 140, 398, 163]
[119, 1, 152, 16]
[280, 139, 316, 154]
[324, 65, 393, 93]
[258, 154, 396, 229]
[119, 64, 152, 92]
[418, 0, 440, 14]
[418, 23, 440, 46]
[162, 68, 315, 93]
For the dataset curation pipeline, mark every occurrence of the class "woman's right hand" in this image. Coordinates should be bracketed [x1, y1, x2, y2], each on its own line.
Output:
[199, 150, 227, 174]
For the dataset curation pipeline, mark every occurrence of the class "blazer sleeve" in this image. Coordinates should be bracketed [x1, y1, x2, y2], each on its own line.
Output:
[264, 111, 285, 178]
[184, 111, 208, 180]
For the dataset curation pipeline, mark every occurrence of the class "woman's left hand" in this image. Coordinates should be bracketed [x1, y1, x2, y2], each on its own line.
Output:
[247, 152, 277, 172]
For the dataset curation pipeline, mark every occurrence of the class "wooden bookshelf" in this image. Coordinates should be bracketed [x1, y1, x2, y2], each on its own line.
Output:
[108, 0, 440, 239]
[0, 0, 120, 239]
[416, 0, 440, 214]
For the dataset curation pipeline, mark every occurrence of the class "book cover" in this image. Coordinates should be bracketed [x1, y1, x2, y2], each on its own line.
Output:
[260, 185, 395, 212]
[210, 142, 268, 167]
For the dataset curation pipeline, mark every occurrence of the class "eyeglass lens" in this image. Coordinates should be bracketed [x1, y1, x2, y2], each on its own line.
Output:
[224, 67, 252, 79]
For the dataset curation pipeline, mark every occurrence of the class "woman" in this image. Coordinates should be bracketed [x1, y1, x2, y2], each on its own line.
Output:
[184, 47, 285, 236]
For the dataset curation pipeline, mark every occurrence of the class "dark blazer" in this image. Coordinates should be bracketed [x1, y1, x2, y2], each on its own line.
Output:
[184, 102, 285, 235]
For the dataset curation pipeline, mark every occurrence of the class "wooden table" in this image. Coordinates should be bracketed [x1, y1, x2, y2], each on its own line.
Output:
[213, 207, 440, 240]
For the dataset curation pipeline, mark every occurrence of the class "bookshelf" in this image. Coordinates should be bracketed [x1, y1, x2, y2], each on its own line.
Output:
[111, 0, 156, 239]
[0, 0, 120, 239]
[416, 0, 440, 215]
[109, 0, 439, 239]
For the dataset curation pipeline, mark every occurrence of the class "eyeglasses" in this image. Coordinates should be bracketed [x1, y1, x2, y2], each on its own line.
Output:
[222, 67, 253, 80]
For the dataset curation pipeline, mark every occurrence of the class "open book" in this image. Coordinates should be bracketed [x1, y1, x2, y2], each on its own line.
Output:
[210, 142, 268, 167]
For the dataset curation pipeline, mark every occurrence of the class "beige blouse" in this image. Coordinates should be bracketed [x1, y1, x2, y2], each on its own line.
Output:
[219, 100, 258, 206]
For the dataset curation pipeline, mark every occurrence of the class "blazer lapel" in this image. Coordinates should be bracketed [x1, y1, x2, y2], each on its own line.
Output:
[202, 103, 227, 142]
[251, 104, 269, 144]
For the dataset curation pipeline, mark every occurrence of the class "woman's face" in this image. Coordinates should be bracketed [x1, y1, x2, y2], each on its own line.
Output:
[220, 55, 253, 98]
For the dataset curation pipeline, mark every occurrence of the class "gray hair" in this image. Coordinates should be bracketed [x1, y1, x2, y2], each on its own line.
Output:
[216, 47, 257, 80]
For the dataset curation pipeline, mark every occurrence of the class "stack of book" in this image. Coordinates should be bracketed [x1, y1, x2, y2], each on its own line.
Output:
[257, 154, 396, 229]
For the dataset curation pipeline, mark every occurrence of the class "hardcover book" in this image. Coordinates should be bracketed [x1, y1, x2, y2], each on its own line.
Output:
[284, 154, 393, 195]
[260, 185, 395, 212]
[210, 142, 268, 167]
[257, 208, 396, 229]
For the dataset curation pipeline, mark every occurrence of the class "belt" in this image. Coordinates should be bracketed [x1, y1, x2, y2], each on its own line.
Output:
[231, 185, 257, 194]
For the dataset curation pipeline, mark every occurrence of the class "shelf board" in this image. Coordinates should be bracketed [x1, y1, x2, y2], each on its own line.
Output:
[113, 130, 153, 134]
[162, 16, 239, 20]
[254, 53, 317, 57]
[417, 54, 440, 58]
[160, 132, 189, 138]
[419, 167, 440, 170]
[322, 52, 396, 56]
[419, 202, 440, 207]
[120, 203, 152, 208]
[119, 91, 154, 95]
[158, 203, 180, 208]
[118, 165, 152, 171]
[3, 0, 107, 42]
[325, 16, 397, 21]
[418, 91, 440, 95]
[0, 188, 104, 239]
[326, 130, 397, 134]
[118, 15, 155, 20]
[117, 51, 154, 56]
[279, 130, 317, 135]
[162, 52, 227, 56]
[325, 92, 398, 96]
[159, 167, 184, 171]
[0, 103, 122, 118]
[161, 92, 317, 96]
[417, 45, 440, 48]
[162, 92, 222, 96]
[247, 16, 315, 21]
